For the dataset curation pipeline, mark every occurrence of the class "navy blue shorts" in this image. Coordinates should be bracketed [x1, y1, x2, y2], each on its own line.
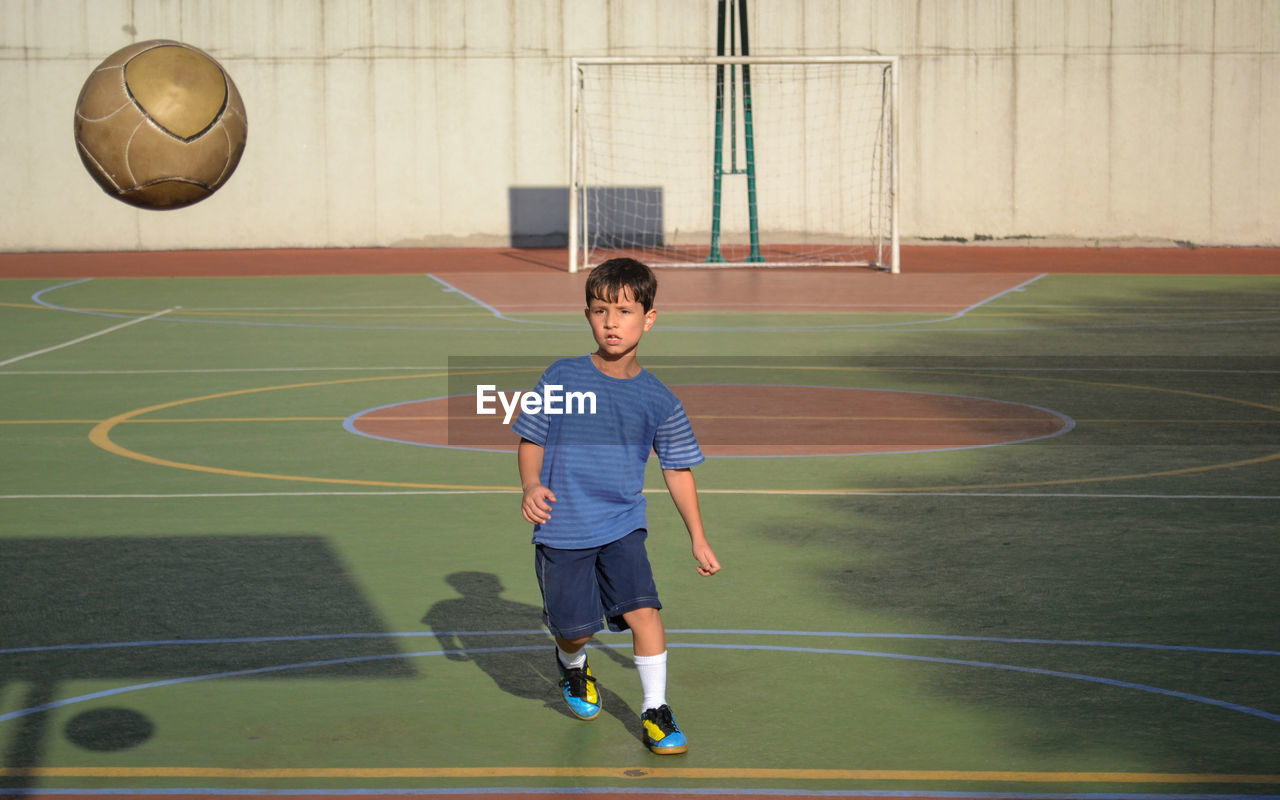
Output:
[534, 529, 661, 639]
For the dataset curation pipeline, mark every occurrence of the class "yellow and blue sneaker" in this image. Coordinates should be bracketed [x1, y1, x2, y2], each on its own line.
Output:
[556, 653, 601, 721]
[641, 704, 688, 754]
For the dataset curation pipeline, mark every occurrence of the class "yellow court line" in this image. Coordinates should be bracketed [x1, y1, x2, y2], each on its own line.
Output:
[4, 415, 1066, 424]
[1, 766, 1277, 784]
[7, 304, 491, 318]
[85, 368, 1280, 494]
[86, 371, 527, 491]
[3, 417, 347, 424]
[172, 310, 493, 318]
[692, 415, 1064, 422]
[10, 417, 1280, 426]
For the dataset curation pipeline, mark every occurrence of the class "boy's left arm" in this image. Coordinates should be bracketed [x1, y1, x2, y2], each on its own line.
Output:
[661, 467, 720, 576]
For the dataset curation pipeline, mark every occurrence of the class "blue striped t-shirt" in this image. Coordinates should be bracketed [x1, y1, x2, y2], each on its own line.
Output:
[511, 354, 704, 549]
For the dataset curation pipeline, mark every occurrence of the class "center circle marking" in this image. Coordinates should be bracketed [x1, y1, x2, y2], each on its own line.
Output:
[345, 384, 1075, 458]
[86, 369, 1280, 492]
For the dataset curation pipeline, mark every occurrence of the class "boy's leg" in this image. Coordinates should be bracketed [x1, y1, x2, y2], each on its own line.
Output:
[598, 532, 688, 755]
[622, 607, 667, 710]
[622, 606, 665, 657]
[626, 613, 687, 755]
[535, 545, 605, 720]
[555, 635, 591, 670]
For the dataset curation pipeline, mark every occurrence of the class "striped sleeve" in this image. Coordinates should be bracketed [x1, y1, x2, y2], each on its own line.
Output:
[653, 402, 705, 469]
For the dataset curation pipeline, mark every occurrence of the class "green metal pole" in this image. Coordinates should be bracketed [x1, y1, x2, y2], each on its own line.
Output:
[707, 0, 727, 263]
[738, 0, 762, 261]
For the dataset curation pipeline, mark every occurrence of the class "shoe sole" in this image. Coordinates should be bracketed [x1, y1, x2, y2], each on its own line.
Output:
[645, 739, 688, 754]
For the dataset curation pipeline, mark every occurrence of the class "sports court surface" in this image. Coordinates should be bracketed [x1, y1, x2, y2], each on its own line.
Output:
[1, 245, 1278, 800]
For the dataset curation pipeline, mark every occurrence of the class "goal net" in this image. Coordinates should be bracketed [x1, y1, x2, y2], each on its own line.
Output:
[569, 56, 899, 273]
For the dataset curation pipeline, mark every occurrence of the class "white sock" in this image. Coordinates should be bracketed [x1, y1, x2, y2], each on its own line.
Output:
[634, 650, 668, 711]
[557, 645, 587, 670]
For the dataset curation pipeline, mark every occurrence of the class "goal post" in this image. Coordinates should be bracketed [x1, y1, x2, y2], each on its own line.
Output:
[568, 56, 899, 273]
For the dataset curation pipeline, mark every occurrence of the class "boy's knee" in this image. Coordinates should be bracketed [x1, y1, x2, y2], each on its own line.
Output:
[556, 635, 592, 651]
[622, 606, 661, 627]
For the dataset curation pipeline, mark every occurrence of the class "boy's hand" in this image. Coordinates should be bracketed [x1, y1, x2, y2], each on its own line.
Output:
[521, 484, 556, 525]
[692, 540, 720, 576]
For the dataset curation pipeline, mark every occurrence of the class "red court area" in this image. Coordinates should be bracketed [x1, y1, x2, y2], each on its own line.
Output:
[350, 385, 1071, 457]
[436, 268, 1041, 314]
[15, 788, 988, 793]
[1, 243, 1277, 279]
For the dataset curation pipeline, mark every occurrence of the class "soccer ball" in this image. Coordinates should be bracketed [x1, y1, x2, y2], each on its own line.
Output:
[74, 39, 248, 210]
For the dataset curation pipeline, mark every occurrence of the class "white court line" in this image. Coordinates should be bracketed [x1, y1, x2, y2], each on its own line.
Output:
[186, 305, 469, 311]
[949, 273, 1049, 318]
[2, 490, 1277, 500]
[424, 273, 506, 318]
[0, 491, 514, 499]
[3, 365, 1278, 377]
[0, 365, 446, 376]
[0, 307, 177, 368]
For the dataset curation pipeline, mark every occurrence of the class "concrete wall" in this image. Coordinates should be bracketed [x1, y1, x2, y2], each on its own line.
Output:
[1, 0, 1276, 252]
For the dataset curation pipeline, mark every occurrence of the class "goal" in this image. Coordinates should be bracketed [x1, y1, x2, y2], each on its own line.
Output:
[569, 56, 899, 273]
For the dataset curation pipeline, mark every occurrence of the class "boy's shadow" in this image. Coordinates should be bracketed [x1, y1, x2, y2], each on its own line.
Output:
[423, 571, 640, 739]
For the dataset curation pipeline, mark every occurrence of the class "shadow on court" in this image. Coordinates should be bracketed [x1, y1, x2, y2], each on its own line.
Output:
[423, 571, 642, 741]
[0, 534, 414, 792]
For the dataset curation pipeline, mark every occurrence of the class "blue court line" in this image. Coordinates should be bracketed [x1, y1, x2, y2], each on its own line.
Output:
[2, 641, 1277, 725]
[26, 276, 1279, 335]
[28, 279, 518, 333]
[339, 384, 1076, 460]
[30, 278, 96, 311]
[4, 629, 1276, 658]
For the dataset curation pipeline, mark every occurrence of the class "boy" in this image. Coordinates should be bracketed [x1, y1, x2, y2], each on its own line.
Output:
[512, 257, 720, 755]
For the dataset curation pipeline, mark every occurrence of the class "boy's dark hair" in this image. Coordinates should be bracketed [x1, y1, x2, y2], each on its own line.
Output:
[585, 258, 657, 312]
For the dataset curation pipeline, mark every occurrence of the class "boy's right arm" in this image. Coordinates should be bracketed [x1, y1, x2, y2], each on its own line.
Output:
[518, 438, 556, 524]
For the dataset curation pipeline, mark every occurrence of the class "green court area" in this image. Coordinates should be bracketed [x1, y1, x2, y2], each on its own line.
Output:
[1, 267, 1277, 799]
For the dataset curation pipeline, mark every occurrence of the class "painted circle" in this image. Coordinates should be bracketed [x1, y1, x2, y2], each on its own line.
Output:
[86, 371, 1280, 491]
[345, 384, 1073, 457]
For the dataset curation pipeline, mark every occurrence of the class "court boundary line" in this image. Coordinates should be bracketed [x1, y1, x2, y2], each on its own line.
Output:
[2, 491, 1279, 500]
[79, 369, 1280, 494]
[340, 383, 1076, 459]
[5, 365, 1280, 377]
[1, 789, 1278, 800]
[20, 273, 1280, 336]
[2, 642, 1277, 727]
[1, 766, 1278, 785]
[0, 306, 176, 368]
[424, 273, 1054, 332]
[6, 629, 1276, 658]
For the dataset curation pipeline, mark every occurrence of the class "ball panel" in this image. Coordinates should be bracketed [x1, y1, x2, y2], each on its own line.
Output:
[127, 122, 230, 188]
[76, 139, 126, 195]
[75, 105, 148, 191]
[120, 180, 212, 210]
[74, 67, 133, 121]
[125, 45, 227, 140]
[213, 94, 249, 181]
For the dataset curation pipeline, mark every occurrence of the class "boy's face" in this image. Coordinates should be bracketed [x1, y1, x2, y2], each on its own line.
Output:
[585, 287, 657, 358]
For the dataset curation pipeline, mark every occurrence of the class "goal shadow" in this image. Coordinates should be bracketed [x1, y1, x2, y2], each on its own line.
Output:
[0, 534, 413, 788]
